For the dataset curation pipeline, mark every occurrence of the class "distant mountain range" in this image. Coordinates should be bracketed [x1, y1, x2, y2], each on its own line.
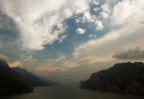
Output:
[80, 62, 144, 95]
[13, 67, 56, 87]
[0, 59, 55, 96]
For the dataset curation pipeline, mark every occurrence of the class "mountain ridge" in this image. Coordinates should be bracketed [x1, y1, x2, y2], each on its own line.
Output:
[80, 62, 144, 95]
[13, 66, 57, 86]
[0, 59, 33, 96]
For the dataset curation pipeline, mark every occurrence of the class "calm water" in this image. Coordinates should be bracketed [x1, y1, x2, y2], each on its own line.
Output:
[2, 84, 144, 99]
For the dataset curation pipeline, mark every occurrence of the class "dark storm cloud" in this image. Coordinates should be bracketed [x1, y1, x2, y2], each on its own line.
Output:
[113, 47, 144, 60]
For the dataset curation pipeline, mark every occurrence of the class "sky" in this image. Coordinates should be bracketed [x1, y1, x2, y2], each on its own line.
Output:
[0, 0, 144, 82]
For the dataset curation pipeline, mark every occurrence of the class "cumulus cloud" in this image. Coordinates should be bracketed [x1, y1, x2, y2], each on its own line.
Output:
[95, 20, 104, 31]
[113, 47, 144, 60]
[0, 0, 117, 51]
[32, 0, 144, 70]
[89, 34, 96, 38]
[100, 3, 110, 19]
[1, 0, 142, 52]
[63, 22, 144, 69]
[112, 0, 144, 26]
[83, 11, 96, 22]
[0, 0, 90, 51]
[76, 28, 86, 34]
[75, 19, 80, 23]
[91, 0, 99, 5]
[0, 0, 144, 71]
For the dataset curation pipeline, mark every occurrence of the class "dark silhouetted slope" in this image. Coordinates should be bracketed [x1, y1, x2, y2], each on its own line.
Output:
[13, 67, 56, 86]
[80, 62, 144, 95]
[0, 59, 33, 96]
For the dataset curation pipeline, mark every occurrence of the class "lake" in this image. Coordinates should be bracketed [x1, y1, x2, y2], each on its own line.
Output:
[2, 84, 144, 99]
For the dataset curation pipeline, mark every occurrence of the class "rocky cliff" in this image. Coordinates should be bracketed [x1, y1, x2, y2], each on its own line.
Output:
[80, 62, 144, 95]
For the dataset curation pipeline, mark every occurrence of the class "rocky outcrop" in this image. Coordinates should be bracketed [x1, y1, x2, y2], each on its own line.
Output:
[125, 80, 144, 94]
[80, 62, 144, 95]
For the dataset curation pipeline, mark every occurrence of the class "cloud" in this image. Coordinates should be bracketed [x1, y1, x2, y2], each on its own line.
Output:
[112, 0, 144, 26]
[91, 0, 99, 5]
[100, 3, 110, 19]
[76, 28, 86, 35]
[58, 35, 68, 43]
[0, 42, 3, 48]
[8, 61, 22, 67]
[88, 34, 96, 38]
[34, 65, 65, 72]
[0, 0, 120, 51]
[75, 19, 80, 23]
[30, 0, 144, 71]
[113, 47, 144, 60]
[73, 1, 111, 31]
[0, 54, 9, 61]
[0, 54, 22, 67]
[63, 21, 144, 69]
[83, 11, 95, 22]
[20, 55, 38, 68]
[95, 20, 104, 31]
[0, 0, 90, 51]
[0, 0, 144, 72]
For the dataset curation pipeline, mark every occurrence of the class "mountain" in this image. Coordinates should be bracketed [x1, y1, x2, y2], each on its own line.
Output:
[0, 59, 33, 96]
[13, 67, 56, 86]
[80, 62, 144, 95]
